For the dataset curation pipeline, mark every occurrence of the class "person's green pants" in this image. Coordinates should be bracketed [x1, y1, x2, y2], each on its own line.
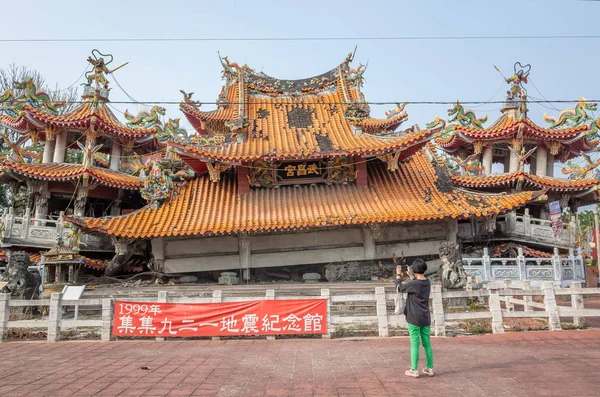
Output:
[407, 323, 433, 370]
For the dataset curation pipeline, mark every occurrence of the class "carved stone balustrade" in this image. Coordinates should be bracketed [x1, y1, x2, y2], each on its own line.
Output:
[457, 211, 576, 248]
[0, 208, 113, 252]
[462, 247, 585, 287]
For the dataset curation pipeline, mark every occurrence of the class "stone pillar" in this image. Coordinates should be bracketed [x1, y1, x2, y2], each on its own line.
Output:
[552, 248, 562, 283]
[362, 227, 376, 260]
[487, 285, 504, 334]
[536, 144, 548, 177]
[101, 298, 114, 342]
[482, 247, 491, 281]
[212, 291, 222, 340]
[47, 292, 63, 342]
[53, 130, 67, 163]
[156, 291, 168, 342]
[542, 281, 562, 331]
[321, 289, 331, 339]
[375, 287, 388, 337]
[239, 233, 251, 281]
[265, 290, 276, 341]
[0, 293, 10, 343]
[482, 145, 493, 175]
[517, 247, 526, 281]
[509, 148, 518, 173]
[446, 219, 458, 244]
[521, 280, 533, 311]
[42, 139, 56, 164]
[431, 284, 445, 336]
[150, 238, 165, 272]
[109, 141, 122, 171]
[570, 281, 585, 327]
[546, 154, 555, 177]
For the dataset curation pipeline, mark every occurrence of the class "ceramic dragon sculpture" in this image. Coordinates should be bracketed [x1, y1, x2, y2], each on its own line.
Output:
[385, 102, 408, 119]
[180, 90, 201, 108]
[543, 98, 598, 129]
[124, 106, 166, 128]
[155, 118, 188, 142]
[447, 101, 487, 129]
[0, 78, 63, 115]
[452, 153, 484, 176]
[561, 152, 600, 180]
[426, 116, 457, 138]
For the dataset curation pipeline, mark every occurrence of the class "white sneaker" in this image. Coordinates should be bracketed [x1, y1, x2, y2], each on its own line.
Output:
[422, 368, 434, 377]
[405, 369, 419, 378]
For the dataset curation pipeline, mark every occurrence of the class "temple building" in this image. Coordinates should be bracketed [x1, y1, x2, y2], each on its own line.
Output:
[1, 54, 596, 285]
[72, 55, 545, 281]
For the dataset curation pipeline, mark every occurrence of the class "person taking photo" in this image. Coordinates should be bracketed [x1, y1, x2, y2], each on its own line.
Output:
[394, 258, 434, 378]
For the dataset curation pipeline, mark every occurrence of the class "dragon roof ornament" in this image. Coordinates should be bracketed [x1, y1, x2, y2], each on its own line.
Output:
[216, 51, 367, 97]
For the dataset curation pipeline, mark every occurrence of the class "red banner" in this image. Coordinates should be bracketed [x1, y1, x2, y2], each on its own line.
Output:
[112, 299, 327, 337]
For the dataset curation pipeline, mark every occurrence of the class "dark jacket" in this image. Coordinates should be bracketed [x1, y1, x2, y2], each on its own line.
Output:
[395, 278, 431, 327]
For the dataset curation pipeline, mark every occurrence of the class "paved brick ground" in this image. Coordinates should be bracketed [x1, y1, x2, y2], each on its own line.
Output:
[1, 331, 599, 397]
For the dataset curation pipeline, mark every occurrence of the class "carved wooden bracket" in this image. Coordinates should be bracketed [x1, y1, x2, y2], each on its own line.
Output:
[206, 162, 232, 182]
[549, 141, 561, 156]
[377, 150, 402, 172]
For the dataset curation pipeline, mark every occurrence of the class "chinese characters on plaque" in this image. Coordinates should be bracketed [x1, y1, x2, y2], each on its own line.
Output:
[112, 299, 327, 337]
[277, 161, 324, 181]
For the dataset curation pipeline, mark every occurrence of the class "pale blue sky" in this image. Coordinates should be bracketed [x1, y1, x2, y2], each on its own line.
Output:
[1, 0, 599, 134]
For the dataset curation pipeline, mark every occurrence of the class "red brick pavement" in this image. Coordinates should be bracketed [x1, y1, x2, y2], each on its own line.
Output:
[0, 330, 599, 397]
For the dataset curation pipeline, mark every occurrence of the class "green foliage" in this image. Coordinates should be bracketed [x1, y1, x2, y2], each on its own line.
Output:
[65, 149, 83, 164]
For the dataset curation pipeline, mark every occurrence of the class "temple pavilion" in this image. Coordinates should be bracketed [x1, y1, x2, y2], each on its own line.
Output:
[430, 63, 600, 253]
[0, 52, 170, 282]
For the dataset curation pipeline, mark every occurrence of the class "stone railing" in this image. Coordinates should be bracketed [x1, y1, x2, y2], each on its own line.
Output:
[457, 211, 576, 247]
[0, 208, 113, 252]
[462, 247, 585, 286]
[2, 283, 600, 342]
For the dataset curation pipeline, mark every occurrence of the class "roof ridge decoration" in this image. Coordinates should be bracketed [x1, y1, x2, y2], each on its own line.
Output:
[561, 152, 600, 180]
[543, 98, 598, 129]
[124, 105, 166, 128]
[0, 77, 64, 117]
[442, 153, 483, 176]
[426, 101, 487, 139]
[140, 149, 194, 206]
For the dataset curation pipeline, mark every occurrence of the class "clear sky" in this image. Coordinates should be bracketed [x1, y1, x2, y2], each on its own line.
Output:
[1, 0, 599, 135]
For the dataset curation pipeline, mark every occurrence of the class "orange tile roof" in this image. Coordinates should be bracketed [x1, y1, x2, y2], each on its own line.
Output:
[2, 162, 142, 189]
[176, 88, 432, 161]
[24, 102, 157, 139]
[451, 171, 599, 191]
[0, 113, 31, 132]
[78, 150, 535, 238]
[178, 59, 432, 162]
[435, 114, 597, 154]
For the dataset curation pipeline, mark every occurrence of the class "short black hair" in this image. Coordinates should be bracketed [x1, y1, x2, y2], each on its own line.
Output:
[411, 258, 427, 275]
